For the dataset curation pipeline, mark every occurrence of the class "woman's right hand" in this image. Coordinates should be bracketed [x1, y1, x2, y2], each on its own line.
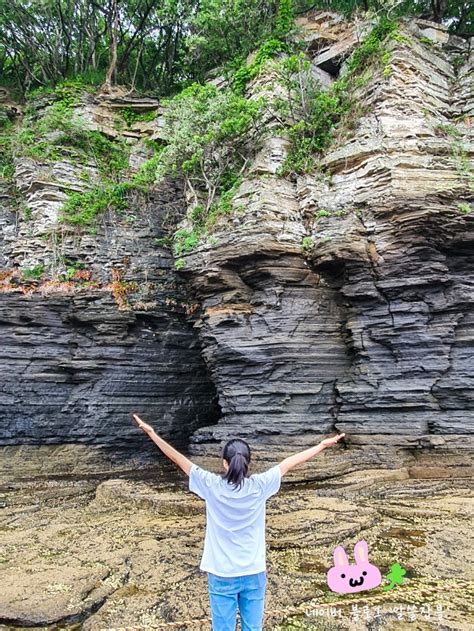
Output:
[320, 433, 346, 448]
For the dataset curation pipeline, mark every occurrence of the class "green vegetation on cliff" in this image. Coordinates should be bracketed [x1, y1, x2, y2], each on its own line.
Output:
[276, 17, 400, 174]
[0, 111, 14, 181]
[159, 15, 405, 256]
[5, 79, 135, 226]
[15, 80, 129, 174]
[160, 84, 261, 210]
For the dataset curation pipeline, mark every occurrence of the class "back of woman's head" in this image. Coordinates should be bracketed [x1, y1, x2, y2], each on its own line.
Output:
[222, 439, 251, 490]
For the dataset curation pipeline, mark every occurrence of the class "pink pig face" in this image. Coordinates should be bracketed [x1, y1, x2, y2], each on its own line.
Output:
[327, 540, 382, 593]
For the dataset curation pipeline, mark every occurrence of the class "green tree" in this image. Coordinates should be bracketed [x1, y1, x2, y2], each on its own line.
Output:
[0, 1, 470, 99]
[187, 0, 280, 82]
[158, 82, 264, 212]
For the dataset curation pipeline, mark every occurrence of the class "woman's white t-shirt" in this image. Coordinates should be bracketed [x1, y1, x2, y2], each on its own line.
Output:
[189, 463, 282, 577]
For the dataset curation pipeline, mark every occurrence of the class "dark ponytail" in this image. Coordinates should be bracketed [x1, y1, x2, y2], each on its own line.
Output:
[222, 439, 251, 490]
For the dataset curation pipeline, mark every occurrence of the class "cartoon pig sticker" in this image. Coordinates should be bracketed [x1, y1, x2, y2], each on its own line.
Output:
[327, 540, 382, 593]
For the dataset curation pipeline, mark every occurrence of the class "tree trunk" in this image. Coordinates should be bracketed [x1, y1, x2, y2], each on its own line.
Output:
[104, 0, 118, 89]
[431, 0, 447, 23]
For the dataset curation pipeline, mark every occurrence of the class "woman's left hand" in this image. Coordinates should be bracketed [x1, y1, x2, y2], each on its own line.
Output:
[132, 414, 154, 434]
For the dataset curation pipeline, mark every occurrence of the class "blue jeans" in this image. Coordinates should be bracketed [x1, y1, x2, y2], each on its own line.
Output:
[207, 571, 267, 631]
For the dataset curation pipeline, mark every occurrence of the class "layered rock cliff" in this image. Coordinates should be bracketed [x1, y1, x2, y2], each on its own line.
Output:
[0, 93, 219, 475]
[0, 11, 473, 478]
[179, 13, 474, 474]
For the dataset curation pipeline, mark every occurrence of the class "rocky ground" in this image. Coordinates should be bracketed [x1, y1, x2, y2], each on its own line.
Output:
[0, 462, 473, 631]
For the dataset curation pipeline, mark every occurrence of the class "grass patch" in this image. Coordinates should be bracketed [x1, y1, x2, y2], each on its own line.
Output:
[119, 108, 157, 126]
[0, 112, 14, 181]
[61, 182, 132, 226]
[301, 236, 315, 251]
[21, 264, 45, 280]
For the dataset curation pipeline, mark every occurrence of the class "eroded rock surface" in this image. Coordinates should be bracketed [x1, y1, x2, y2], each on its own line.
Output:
[0, 12, 473, 478]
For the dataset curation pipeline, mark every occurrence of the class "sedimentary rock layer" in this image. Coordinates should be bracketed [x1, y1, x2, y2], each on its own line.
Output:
[177, 15, 474, 463]
[0, 169, 219, 456]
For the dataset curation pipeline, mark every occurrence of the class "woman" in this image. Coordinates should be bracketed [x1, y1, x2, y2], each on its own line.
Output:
[132, 414, 345, 631]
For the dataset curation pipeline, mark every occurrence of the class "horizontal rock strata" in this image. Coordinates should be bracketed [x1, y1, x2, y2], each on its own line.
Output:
[1, 13, 473, 479]
[0, 97, 219, 472]
[176, 16, 474, 469]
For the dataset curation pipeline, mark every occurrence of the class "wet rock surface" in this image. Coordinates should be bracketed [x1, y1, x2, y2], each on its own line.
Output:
[0, 469, 472, 630]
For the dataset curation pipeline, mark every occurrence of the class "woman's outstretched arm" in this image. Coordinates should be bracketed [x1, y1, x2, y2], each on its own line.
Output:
[132, 414, 194, 476]
[278, 433, 346, 476]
